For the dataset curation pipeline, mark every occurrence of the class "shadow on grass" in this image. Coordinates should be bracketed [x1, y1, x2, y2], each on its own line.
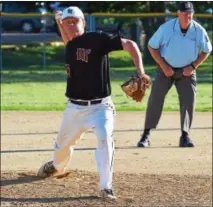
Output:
[2, 45, 212, 83]
[3, 44, 212, 71]
[1, 69, 212, 84]
[2, 45, 65, 68]
[2, 46, 134, 69]
[1, 45, 212, 83]
[1, 71, 67, 83]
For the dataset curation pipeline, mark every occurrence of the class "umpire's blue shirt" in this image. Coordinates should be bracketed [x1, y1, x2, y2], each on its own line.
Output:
[148, 18, 212, 68]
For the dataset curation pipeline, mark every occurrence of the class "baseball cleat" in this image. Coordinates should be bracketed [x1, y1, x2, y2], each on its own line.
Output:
[179, 136, 195, 147]
[101, 189, 117, 200]
[37, 161, 65, 178]
[137, 135, 150, 147]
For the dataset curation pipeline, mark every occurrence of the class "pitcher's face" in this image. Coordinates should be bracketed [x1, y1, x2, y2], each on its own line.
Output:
[62, 17, 85, 39]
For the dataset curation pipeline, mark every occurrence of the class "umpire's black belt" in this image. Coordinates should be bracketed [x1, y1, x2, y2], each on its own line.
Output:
[172, 67, 184, 70]
[69, 99, 102, 106]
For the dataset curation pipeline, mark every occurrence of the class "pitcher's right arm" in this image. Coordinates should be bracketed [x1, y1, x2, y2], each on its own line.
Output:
[55, 11, 70, 45]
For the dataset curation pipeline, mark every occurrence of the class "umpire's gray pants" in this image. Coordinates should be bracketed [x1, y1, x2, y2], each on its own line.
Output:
[144, 69, 196, 133]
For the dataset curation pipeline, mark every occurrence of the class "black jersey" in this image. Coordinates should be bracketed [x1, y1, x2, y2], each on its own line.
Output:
[65, 32, 123, 100]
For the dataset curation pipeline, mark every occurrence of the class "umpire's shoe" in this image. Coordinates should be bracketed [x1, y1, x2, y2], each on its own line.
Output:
[179, 136, 195, 147]
[137, 135, 150, 147]
[101, 189, 117, 200]
[37, 161, 65, 178]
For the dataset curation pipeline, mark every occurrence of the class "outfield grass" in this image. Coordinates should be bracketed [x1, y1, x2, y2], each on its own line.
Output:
[1, 46, 212, 111]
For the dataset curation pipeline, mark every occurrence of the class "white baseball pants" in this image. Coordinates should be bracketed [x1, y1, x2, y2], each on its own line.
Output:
[53, 96, 115, 190]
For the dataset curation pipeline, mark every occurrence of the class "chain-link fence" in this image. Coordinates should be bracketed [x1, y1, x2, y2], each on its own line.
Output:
[0, 12, 212, 70]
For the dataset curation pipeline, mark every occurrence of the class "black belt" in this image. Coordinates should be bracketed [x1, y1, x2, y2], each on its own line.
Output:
[163, 58, 188, 70]
[69, 99, 102, 106]
[172, 67, 183, 70]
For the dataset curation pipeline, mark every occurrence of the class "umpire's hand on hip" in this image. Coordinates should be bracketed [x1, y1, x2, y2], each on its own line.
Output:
[183, 65, 194, 76]
[160, 63, 174, 77]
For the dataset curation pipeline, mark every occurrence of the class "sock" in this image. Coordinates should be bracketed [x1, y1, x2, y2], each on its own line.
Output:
[143, 128, 151, 137]
[182, 131, 188, 137]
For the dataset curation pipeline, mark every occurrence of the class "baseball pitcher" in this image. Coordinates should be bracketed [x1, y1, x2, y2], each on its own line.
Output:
[37, 6, 150, 199]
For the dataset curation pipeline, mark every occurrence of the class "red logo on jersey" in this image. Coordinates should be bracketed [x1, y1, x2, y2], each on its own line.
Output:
[76, 48, 91, 63]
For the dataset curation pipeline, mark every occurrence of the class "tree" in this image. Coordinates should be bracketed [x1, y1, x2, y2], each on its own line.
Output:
[17, 1, 211, 64]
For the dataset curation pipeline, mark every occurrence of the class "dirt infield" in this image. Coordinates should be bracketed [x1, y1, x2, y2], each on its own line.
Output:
[1, 111, 212, 207]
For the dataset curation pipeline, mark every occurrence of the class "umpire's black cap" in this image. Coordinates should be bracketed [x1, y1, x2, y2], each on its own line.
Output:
[179, 2, 194, 12]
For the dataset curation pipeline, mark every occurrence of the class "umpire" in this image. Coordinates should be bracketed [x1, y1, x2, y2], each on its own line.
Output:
[137, 2, 212, 148]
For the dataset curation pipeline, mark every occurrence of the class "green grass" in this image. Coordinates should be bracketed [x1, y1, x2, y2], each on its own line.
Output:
[1, 69, 212, 111]
[1, 46, 212, 111]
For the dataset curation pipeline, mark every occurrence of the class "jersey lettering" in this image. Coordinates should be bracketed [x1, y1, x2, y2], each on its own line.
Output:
[76, 48, 91, 63]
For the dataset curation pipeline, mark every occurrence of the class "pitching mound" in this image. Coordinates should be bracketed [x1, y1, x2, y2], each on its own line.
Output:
[1, 170, 211, 207]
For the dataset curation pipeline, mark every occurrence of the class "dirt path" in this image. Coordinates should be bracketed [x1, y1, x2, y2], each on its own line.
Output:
[1, 111, 212, 206]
